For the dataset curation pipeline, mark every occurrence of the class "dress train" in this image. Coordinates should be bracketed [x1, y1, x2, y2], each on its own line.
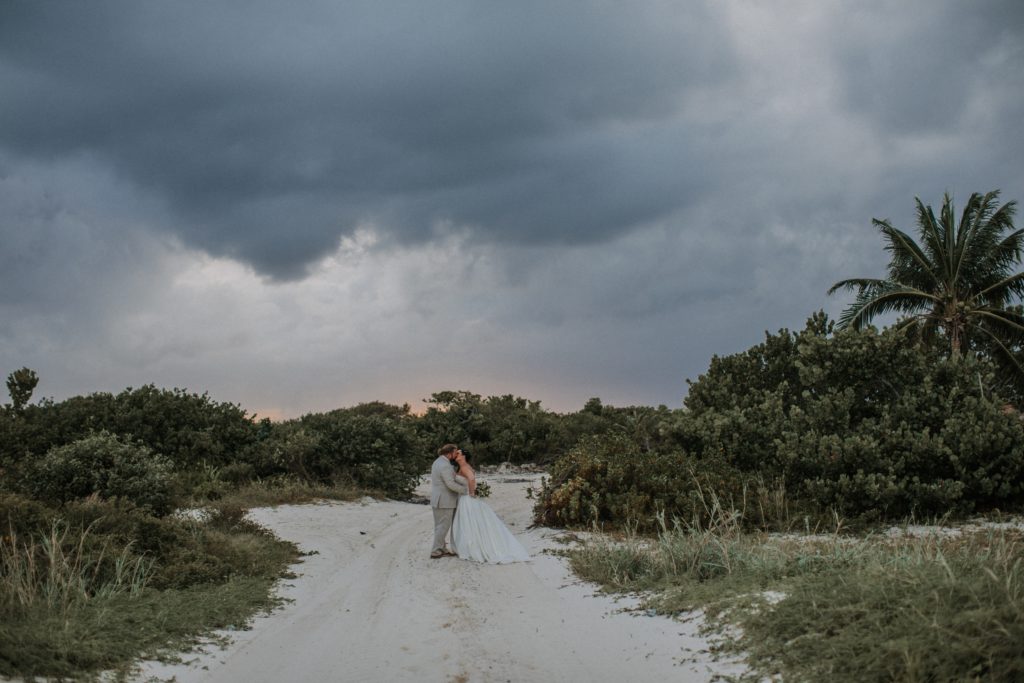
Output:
[452, 494, 530, 564]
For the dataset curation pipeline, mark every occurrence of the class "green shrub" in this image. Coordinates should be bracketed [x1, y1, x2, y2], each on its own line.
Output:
[22, 432, 175, 516]
[2, 385, 259, 477]
[297, 409, 424, 497]
[248, 422, 324, 481]
[417, 391, 565, 464]
[0, 493, 52, 538]
[673, 314, 1024, 521]
[532, 433, 755, 532]
[217, 462, 256, 486]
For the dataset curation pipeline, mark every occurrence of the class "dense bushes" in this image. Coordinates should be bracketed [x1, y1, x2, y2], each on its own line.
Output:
[0, 381, 432, 502]
[294, 407, 424, 496]
[532, 433, 758, 532]
[22, 432, 175, 516]
[680, 315, 1024, 520]
[536, 314, 1024, 528]
[1, 385, 258, 482]
[416, 391, 565, 464]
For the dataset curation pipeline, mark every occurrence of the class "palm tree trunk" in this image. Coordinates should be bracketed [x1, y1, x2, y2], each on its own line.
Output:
[947, 300, 963, 358]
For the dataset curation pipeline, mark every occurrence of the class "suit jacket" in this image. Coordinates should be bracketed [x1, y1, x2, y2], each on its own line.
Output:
[430, 455, 467, 508]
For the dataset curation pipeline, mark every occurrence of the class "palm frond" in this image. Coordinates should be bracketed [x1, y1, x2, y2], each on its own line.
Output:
[914, 199, 947, 277]
[992, 226, 1024, 264]
[874, 220, 939, 286]
[973, 308, 1024, 340]
[941, 192, 957, 278]
[826, 278, 887, 296]
[970, 227, 1024, 292]
[952, 192, 993, 288]
[964, 191, 1001, 245]
[970, 321, 1024, 380]
[974, 270, 1024, 306]
[958, 195, 1020, 290]
[836, 286, 938, 330]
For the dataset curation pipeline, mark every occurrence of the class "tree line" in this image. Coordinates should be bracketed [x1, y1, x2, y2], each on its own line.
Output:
[0, 370, 675, 508]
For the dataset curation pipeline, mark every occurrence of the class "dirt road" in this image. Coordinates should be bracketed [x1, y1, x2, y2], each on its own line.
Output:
[133, 473, 742, 682]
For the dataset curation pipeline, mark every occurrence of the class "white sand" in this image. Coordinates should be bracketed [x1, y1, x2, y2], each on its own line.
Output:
[131, 473, 744, 682]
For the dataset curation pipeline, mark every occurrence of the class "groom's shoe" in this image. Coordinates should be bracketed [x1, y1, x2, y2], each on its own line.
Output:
[430, 550, 445, 559]
[442, 549, 458, 557]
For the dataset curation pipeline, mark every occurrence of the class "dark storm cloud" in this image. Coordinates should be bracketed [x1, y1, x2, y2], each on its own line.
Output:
[830, 0, 1024, 135]
[0, 1, 735, 278]
[2, 1, 1023, 414]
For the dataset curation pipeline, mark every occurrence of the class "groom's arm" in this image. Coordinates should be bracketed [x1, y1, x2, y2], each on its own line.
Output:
[440, 464, 468, 495]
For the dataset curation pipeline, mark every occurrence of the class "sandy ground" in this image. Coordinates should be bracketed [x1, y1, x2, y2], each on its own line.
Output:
[131, 473, 745, 683]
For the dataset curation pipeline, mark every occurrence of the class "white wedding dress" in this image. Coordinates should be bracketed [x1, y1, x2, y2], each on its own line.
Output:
[452, 476, 530, 564]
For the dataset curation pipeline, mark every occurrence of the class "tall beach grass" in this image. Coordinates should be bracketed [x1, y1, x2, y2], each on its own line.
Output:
[0, 495, 300, 679]
[1, 519, 150, 616]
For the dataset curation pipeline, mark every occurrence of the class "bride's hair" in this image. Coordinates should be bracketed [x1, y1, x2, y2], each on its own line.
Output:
[451, 449, 471, 471]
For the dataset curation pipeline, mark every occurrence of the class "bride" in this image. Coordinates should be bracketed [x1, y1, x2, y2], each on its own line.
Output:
[451, 449, 530, 564]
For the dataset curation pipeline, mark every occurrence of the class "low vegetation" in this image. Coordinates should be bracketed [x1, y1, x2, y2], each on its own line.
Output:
[0, 493, 300, 678]
[568, 503, 1024, 682]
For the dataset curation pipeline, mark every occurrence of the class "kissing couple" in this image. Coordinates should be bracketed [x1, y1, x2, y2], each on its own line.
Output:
[429, 443, 530, 564]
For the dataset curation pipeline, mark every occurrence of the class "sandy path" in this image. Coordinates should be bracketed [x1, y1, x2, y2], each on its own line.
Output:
[133, 473, 743, 682]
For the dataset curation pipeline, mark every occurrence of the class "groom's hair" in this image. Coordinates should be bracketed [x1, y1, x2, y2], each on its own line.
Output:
[438, 443, 458, 456]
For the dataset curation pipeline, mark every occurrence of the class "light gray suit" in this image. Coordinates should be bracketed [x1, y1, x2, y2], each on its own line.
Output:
[430, 455, 468, 554]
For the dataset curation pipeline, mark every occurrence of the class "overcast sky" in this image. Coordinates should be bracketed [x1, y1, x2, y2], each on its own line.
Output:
[2, 1, 1022, 418]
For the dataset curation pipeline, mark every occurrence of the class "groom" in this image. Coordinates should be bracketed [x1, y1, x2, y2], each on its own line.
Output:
[430, 443, 468, 559]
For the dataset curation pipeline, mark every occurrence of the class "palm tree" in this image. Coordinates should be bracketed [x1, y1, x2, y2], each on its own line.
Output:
[828, 190, 1023, 368]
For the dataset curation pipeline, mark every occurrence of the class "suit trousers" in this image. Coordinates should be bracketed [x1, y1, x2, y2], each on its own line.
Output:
[432, 507, 456, 554]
